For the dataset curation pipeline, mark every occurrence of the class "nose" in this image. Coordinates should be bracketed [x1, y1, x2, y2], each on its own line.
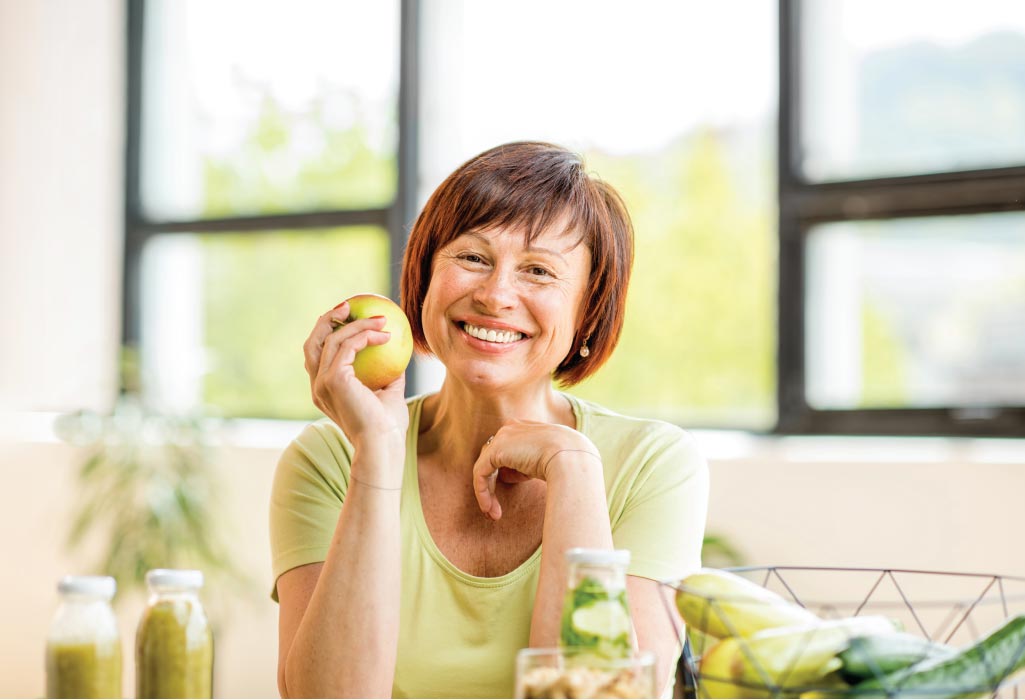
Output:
[472, 267, 517, 313]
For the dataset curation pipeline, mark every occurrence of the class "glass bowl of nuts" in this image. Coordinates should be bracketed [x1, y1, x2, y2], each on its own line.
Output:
[515, 647, 657, 699]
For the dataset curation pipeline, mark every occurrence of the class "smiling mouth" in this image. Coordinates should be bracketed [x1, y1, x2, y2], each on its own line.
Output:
[460, 322, 525, 344]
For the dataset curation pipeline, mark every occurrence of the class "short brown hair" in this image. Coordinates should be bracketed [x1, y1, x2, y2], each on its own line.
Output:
[400, 141, 634, 386]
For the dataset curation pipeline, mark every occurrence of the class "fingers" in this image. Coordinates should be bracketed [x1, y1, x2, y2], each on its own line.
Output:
[320, 316, 390, 378]
[497, 467, 530, 484]
[377, 372, 407, 398]
[472, 455, 502, 521]
[305, 304, 393, 413]
[303, 302, 351, 378]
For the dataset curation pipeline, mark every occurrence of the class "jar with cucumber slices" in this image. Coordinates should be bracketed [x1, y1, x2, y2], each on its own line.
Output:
[559, 549, 634, 660]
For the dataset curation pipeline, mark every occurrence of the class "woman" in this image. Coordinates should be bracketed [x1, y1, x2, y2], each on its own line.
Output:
[271, 142, 709, 698]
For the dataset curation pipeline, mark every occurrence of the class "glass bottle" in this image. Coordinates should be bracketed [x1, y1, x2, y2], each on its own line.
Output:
[558, 548, 635, 659]
[46, 575, 122, 699]
[135, 569, 213, 699]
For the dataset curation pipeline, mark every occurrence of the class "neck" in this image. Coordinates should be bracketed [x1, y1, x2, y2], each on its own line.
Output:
[418, 378, 574, 473]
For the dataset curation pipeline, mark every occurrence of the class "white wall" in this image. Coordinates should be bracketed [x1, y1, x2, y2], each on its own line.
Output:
[0, 440, 285, 698]
[0, 0, 123, 413]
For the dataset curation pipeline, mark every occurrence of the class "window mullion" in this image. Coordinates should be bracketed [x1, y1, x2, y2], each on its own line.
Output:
[790, 170, 1025, 224]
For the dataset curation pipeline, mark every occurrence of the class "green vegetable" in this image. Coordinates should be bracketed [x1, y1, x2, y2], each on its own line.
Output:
[851, 614, 1025, 698]
[839, 633, 954, 682]
[559, 576, 631, 659]
[698, 615, 897, 699]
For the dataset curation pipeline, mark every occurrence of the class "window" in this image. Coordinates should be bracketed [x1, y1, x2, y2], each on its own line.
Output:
[779, 0, 1025, 435]
[419, 0, 778, 430]
[129, 0, 778, 429]
[125, 0, 417, 418]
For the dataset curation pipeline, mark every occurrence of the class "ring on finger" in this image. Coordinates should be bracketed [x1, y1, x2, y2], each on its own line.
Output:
[485, 435, 494, 447]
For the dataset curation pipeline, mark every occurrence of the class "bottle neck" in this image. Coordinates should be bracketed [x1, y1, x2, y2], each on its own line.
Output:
[568, 563, 628, 591]
[147, 584, 201, 601]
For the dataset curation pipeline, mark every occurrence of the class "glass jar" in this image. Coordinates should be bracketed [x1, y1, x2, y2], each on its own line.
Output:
[558, 548, 635, 659]
[135, 569, 213, 699]
[46, 575, 122, 699]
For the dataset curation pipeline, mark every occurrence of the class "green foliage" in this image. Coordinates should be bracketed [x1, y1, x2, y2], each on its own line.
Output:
[199, 228, 389, 419]
[701, 534, 745, 569]
[860, 301, 908, 407]
[54, 395, 249, 602]
[198, 93, 775, 427]
[574, 130, 776, 429]
[198, 90, 394, 419]
[202, 94, 395, 216]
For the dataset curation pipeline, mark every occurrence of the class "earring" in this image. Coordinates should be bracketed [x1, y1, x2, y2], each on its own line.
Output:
[579, 335, 591, 358]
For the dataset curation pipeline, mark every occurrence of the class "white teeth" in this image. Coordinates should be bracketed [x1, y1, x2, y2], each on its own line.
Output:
[462, 323, 524, 344]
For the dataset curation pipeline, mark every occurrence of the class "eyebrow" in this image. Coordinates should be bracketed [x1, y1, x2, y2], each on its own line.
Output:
[462, 231, 569, 262]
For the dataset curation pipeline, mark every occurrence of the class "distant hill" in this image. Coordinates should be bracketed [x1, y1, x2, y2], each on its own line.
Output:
[858, 30, 1025, 174]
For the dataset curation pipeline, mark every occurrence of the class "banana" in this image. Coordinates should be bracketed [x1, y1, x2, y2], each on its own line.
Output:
[696, 616, 898, 699]
[676, 568, 820, 638]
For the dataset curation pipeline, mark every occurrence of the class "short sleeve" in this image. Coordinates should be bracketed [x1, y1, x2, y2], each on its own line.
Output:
[268, 421, 353, 601]
[611, 429, 709, 583]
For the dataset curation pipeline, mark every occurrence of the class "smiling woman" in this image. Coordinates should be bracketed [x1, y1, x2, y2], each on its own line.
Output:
[403, 142, 633, 387]
[269, 142, 709, 698]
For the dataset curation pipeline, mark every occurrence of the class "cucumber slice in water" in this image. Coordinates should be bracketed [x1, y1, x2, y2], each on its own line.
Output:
[571, 600, 631, 640]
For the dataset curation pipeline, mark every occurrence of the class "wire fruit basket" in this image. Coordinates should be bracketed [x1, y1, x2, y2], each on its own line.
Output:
[660, 566, 1025, 699]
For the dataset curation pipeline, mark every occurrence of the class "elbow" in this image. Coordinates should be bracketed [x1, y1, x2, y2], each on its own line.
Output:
[278, 660, 291, 699]
[280, 652, 309, 699]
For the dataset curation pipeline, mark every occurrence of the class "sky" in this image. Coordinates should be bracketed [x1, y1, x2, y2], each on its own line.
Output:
[155, 0, 777, 157]
[143, 0, 1025, 202]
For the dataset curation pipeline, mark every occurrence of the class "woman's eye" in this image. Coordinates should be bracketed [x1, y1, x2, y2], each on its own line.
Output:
[528, 266, 552, 277]
[461, 253, 485, 264]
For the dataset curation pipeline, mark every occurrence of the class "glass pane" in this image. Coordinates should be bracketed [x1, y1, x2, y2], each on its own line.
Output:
[140, 227, 390, 419]
[419, 0, 777, 430]
[805, 213, 1025, 409]
[800, 0, 1025, 181]
[140, 0, 398, 220]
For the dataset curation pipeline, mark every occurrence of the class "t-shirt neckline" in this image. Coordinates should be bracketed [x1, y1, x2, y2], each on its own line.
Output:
[404, 392, 584, 588]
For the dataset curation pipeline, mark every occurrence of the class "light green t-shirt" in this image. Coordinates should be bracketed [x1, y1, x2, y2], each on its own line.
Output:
[270, 393, 709, 698]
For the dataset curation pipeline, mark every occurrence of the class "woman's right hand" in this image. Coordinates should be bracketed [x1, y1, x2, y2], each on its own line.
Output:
[303, 301, 409, 458]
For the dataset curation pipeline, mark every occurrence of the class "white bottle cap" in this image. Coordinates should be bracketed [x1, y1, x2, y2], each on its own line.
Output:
[57, 575, 117, 600]
[565, 548, 631, 567]
[145, 568, 204, 590]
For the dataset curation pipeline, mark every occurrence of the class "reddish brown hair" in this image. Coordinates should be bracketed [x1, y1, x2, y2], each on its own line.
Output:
[400, 141, 634, 386]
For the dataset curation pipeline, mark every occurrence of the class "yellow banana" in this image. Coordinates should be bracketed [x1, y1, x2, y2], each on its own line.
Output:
[677, 568, 820, 638]
[696, 616, 897, 699]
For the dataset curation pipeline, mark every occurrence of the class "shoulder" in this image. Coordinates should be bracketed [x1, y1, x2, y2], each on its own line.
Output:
[275, 394, 428, 483]
[566, 393, 706, 484]
[568, 393, 700, 456]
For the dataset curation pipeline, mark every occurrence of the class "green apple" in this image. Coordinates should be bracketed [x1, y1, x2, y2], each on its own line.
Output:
[333, 293, 413, 390]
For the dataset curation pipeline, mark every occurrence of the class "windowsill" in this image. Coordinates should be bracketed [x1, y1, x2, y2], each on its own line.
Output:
[4, 411, 1024, 464]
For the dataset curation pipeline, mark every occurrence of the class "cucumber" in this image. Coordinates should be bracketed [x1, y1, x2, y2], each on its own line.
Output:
[850, 614, 1025, 698]
[839, 633, 955, 682]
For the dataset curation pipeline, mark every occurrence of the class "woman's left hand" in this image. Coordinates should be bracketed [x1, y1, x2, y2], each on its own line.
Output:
[472, 421, 602, 520]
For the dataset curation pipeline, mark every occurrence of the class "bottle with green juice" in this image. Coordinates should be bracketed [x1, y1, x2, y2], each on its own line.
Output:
[46, 575, 122, 699]
[559, 548, 635, 660]
[136, 569, 213, 699]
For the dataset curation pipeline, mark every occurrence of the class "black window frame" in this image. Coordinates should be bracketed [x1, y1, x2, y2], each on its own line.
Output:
[777, 0, 1025, 437]
[122, 0, 421, 396]
[125, 0, 1024, 437]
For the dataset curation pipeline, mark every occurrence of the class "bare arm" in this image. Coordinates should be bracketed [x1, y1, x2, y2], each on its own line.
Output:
[275, 303, 409, 698]
[277, 443, 403, 698]
[471, 422, 616, 648]
[528, 452, 614, 647]
[628, 575, 684, 696]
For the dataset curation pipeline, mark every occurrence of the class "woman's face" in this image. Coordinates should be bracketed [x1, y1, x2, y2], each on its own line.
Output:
[421, 221, 592, 392]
